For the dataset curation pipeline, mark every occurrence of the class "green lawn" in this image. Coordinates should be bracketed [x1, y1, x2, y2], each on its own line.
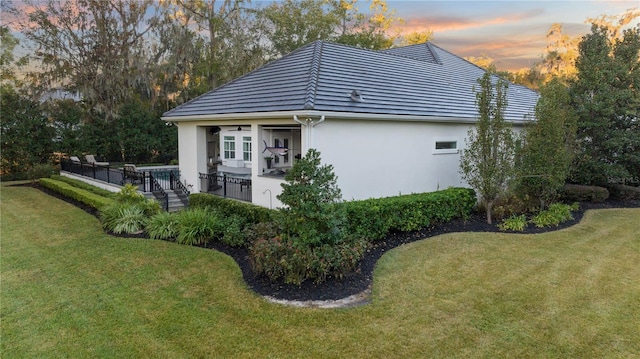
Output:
[1, 182, 639, 358]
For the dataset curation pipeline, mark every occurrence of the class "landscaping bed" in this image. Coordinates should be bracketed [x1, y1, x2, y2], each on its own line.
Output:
[26, 181, 640, 302]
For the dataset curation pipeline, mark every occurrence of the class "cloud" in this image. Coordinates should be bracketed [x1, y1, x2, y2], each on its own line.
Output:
[432, 34, 547, 70]
[399, 8, 545, 33]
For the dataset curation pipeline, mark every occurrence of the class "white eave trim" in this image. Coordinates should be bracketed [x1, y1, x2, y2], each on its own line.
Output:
[161, 110, 532, 125]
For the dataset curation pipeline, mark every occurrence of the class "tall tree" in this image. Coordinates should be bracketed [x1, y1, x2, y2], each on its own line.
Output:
[259, 0, 401, 57]
[333, 0, 401, 50]
[569, 24, 640, 185]
[259, 0, 339, 57]
[159, 0, 267, 95]
[399, 30, 434, 46]
[541, 23, 580, 80]
[459, 72, 515, 224]
[0, 25, 27, 87]
[586, 8, 640, 40]
[517, 78, 577, 209]
[18, 0, 160, 120]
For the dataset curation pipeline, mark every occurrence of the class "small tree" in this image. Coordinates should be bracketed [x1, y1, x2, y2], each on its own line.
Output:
[277, 148, 344, 246]
[517, 78, 577, 209]
[459, 72, 515, 224]
[250, 149, 366, 284]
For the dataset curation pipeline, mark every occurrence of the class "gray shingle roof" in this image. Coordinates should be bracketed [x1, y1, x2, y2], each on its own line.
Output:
[162, 41, 538, 122]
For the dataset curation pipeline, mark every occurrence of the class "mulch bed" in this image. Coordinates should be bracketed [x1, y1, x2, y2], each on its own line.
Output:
[23, 182, 640, 302]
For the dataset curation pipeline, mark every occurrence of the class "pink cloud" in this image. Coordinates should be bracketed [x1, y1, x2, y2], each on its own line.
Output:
[400, 8, 545, 33]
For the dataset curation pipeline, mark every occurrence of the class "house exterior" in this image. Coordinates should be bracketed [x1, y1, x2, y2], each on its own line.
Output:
[162, 41, 539, 208]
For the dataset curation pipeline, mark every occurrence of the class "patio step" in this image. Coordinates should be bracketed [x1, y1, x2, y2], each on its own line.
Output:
[146, 190, 189, 212]
[167, 190, 189, 212]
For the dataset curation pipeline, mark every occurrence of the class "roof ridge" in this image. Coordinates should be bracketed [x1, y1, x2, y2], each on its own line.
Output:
[425, 42, 442, 65]
[377, 42, 442, 64]
[304, 41, 323, 110]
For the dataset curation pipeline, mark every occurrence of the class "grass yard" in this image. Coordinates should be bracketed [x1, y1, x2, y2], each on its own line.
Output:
[1, 182, 639, 358]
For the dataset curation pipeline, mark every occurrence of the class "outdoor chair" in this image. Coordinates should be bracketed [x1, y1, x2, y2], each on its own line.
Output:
[240, 178, 251, 192]
[121, 164, 143, 185]
[70, 156, 82, 163]
[85, 154, 109, 166]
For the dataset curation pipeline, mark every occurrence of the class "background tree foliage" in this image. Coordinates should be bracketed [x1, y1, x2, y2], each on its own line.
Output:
[0, 85, 54, 175]
[569, 24, 640, 185]
[0, 25, 27, 87]
[459, 72, 515, 224]
[156, 0, 267, 101]
[259, 0, 402, 57]
[20, 0, 159, 120]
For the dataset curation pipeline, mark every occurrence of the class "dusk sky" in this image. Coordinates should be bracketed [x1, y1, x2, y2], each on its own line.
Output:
[387, 0, 638, 70]
[4, 1, 638, 72]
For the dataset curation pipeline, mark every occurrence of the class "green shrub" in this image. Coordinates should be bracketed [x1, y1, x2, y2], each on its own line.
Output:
[100, 202, 148, 234]
[243, 221, 282, 243]
[490, 193, 536, 221]
[135, 198, 162, 217]
[147, 208, 251, 246]
[221, 216, 249, 247]
[342, 187, 476, 241]
[250, 235, 368, 285]
[530, 202, 578, 228]
[0, 172, 28, 181]
[189, 193, 274, 224]
[498, 215, 528, 232]
[39, 178, 114, 209]
[560, 184, 609, 203]
[50, 174, 116, 198]
[175, 208, 220, 246]
[96, 185, 162, 235]
[607, 184, 640, 201]
[114, 183, 147, 204]
[146, 212, 179, 240]
[28, 163, 56, 181]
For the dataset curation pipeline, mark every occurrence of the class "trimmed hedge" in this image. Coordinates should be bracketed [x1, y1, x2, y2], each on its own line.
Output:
[342, 187, 477, 241]
[560, 184, 609, 203]
[607, 184, 640, 201]
[39, 178, 114, 210]
[50, 174, 116, 199]
[189, 193, 275, 224]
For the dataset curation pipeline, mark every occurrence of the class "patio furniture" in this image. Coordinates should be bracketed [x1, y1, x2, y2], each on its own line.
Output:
[240, 178, 251, 192]
[85, 154, 109, 166]
[70, 156, 82, 163]
[121, 164, 143, 185]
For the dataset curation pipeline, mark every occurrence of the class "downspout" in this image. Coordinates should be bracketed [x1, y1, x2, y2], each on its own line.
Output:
[293, 115, 325, 152]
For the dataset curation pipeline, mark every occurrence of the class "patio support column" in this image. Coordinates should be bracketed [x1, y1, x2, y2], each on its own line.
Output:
[178, 123, 207, 193]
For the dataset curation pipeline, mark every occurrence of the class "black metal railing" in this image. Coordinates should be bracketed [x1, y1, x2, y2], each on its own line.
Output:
[199, 172, 252, 202]
[60, 158, 128, 188]
[170, 171, 190, 196]
[149, 172, 169, 211]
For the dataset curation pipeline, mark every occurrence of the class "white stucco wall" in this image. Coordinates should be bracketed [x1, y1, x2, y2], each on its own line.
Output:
[177, 123, 207, 192]
[173, 115, 523, 208]
[313, 119, 472, 201]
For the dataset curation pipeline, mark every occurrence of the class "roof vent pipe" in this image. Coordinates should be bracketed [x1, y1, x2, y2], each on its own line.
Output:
[350, 90, 363, 102]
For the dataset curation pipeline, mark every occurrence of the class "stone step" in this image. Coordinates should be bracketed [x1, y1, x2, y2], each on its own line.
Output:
[146, 190, 188, 212]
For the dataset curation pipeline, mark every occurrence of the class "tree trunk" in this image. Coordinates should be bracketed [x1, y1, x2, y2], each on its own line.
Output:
[486, 200, 493, 224]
